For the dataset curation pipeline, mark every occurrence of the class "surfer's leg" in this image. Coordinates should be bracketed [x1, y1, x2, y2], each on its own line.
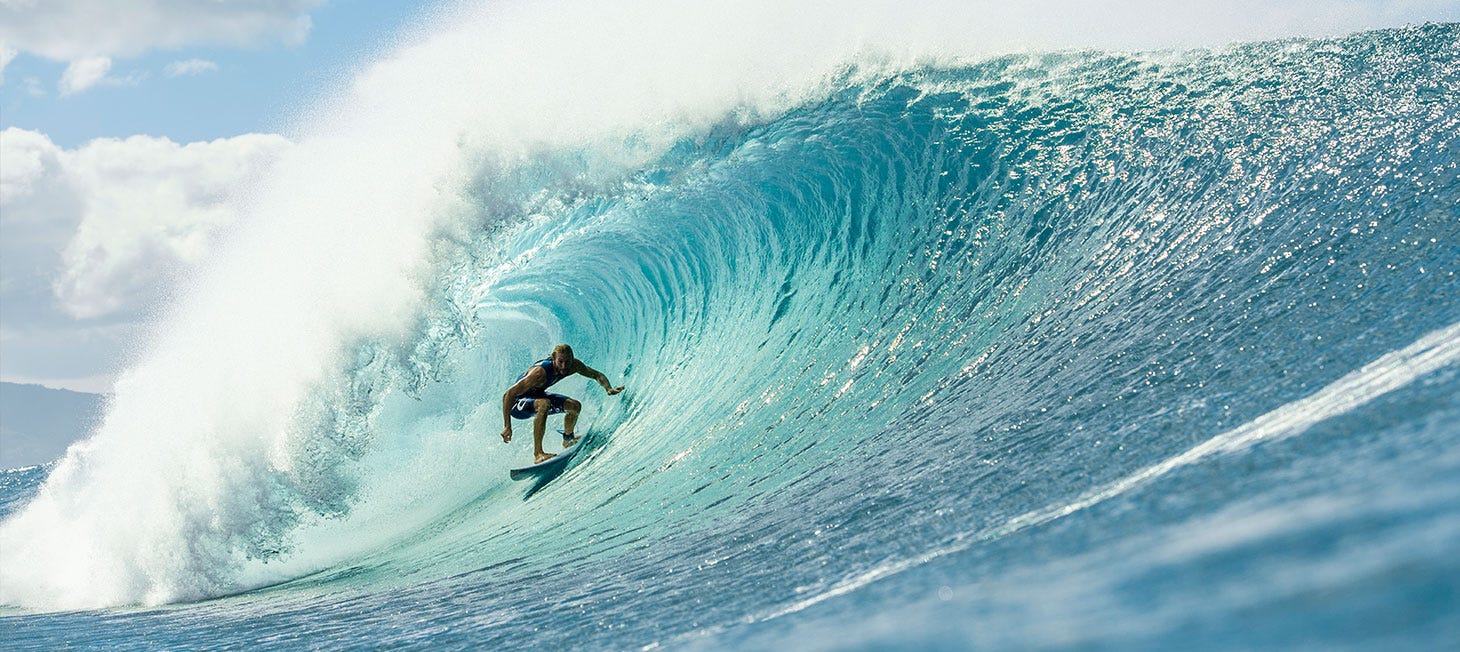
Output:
[563, 398, 582, 442]
[532, 398, 554, 463]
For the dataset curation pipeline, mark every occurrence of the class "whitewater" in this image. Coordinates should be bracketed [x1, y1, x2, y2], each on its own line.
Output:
[3, 1, 1458, 649]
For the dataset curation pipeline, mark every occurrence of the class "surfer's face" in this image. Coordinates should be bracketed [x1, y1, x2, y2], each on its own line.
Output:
[552, 352, 573, 373]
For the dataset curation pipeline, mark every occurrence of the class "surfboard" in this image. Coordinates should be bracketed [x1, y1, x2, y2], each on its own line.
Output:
[509, 430, 588, 481]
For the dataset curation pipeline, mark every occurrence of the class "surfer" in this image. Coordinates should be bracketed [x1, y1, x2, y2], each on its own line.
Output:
[500, 344, 624, 463]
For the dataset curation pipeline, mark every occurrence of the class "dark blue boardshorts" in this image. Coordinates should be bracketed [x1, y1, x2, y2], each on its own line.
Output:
[510, 392, 569, 420]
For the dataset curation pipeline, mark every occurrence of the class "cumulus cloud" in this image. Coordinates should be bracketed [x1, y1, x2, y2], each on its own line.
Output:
[0, 0, 324, 61]
[1, 127, 294, 390]
[0, 128, 61, 201]
[164, 59, 219, 77]
[0, 128, 294, 320]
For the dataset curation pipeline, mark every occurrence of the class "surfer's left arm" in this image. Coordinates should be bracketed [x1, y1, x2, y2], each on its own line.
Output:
[575, 361, 624, 395]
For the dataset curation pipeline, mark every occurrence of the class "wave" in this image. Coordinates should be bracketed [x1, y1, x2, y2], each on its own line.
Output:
[1, 3, 1457, 619]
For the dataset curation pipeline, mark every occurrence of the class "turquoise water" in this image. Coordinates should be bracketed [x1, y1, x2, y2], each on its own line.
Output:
[3, 22, 1458, 650]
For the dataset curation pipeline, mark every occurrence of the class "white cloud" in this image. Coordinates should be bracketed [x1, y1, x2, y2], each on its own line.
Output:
[0, 127, 62, 203]
[1, 126, 294, 391]
[1, 128, 294, 321]
[56, 56, 150, 96]
[0, 1, 324, 61]
[58, 56, 111, 95]
[164, 58, 219, 77]
[2, 0, 322, 94]
[0, 45, 16, 84]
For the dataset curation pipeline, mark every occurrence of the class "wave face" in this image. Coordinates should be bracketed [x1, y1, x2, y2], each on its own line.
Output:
[3, 20, 1460, 650]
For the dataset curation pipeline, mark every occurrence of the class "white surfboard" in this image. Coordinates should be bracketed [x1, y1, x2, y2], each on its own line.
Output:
[509, 430, 588, 481]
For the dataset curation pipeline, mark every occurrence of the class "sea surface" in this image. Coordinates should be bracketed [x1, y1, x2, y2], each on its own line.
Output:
[2, 16, 1458, 651]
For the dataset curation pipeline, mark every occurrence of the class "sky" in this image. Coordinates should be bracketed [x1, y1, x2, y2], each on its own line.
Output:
[1, 1, 449, 393]
[1, 1, 1457, 395]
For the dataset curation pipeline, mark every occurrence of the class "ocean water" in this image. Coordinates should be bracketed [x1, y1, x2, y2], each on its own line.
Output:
[2, 10, 1458, 651]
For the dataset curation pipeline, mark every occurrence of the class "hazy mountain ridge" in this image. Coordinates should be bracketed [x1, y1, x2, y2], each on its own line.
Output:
[0, 382, 106, 468]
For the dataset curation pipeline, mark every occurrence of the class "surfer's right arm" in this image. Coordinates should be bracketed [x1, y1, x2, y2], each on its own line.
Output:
[572, 360, 625, 395]
[499, 367, 546, 442]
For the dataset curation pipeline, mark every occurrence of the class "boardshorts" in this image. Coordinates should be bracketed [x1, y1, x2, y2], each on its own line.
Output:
[510, 392, 570, 420]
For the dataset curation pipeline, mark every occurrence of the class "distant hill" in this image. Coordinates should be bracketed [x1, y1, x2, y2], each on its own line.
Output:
[0, 382, 107, 469]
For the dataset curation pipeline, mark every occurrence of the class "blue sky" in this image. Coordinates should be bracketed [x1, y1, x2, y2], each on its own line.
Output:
[2, 2, 440, 147]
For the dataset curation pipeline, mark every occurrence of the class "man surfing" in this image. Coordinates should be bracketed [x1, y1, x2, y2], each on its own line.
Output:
[501, 343, 624, 463]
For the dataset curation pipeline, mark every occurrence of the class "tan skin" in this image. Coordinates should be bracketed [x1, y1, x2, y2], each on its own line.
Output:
[501, 350, 624, 463]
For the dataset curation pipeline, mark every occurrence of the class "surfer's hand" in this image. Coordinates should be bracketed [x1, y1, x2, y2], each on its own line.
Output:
[500, 426, 512, 443]
[606, 386, 624, 396]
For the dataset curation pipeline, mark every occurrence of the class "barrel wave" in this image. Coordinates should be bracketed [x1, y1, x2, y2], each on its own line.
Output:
[2, 17, 1459, 650]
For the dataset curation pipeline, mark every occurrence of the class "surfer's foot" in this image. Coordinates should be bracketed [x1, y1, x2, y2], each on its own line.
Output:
[534, 452, 556, 464]
[562, 432, 579, 447]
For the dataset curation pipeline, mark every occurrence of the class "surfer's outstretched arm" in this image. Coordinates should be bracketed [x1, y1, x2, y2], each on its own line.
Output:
[575, 361, 624, 395]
